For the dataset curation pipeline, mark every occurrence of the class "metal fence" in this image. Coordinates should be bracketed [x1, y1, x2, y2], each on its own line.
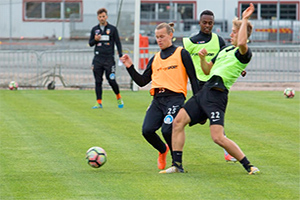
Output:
[0, 49, 132, 89]
[0, 45, 299, 89]
[250, 20, 300, 43]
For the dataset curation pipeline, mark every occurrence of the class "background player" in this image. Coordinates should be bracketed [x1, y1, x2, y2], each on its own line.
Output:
[89, 8, 124, 109]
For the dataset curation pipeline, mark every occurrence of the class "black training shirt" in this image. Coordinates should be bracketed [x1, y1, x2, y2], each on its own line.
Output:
[189, 31, 226, 48]
[89, 23, 122, 62]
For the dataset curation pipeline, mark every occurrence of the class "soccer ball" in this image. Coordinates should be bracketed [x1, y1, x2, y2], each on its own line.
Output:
[283, 88, 295, 98]
[8, 81, 18, 90]
[86, 146, 107, 168]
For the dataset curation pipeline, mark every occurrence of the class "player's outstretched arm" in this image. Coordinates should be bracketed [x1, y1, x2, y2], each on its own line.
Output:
[121, 54, 152, 87]
[238, 3, 254, 55]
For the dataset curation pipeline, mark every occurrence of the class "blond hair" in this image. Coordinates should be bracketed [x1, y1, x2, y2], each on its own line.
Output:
[155, 22, 175, 34]
[232, 18, 253, 38]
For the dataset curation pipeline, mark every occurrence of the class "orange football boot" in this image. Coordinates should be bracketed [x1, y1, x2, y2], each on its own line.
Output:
[158, 144, 169, 169]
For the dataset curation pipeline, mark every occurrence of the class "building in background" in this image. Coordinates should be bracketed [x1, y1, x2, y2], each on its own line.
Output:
[0, 0, 299, 43]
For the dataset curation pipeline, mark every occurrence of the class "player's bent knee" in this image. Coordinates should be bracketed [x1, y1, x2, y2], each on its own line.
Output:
[211, 135, 226, 147]
[212, 137, 222, 145]
[161, 131, 171, 139]
[172, 118, 184, 132]
[173, 116, 189, 130]
[142, 127, 156, 138]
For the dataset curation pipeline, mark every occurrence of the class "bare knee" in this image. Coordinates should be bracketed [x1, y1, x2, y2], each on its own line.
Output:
[210, 125, 226, 146]
[211, 135, 225, 146]
[172, 119, 183, 136]
[173, 116, 182, 129]
[173, 109, 190, 133]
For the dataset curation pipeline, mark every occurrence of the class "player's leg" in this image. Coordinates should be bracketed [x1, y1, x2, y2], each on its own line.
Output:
[159, 107, 190, 173]
[104, 64, 123, 108]
[206, 88, 259, 174]
[160, 93, 206, 174]
[92, 64, 104, 109]
[160, 92, 209, 174]
[210, 125, 260, 174]
[210, 125, 245, 160]
[160, 95, 185, 165]
[172, 109, 192, 152]
[142, 99, 167, 169]
[223, 131, 237, 162]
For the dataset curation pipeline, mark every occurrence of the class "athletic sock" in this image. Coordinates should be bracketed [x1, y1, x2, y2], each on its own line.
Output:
[223, 149, 229, 156]
[239, 156, 253, 172]
[97, 99, 102, 104]
[173, 151, 183, 170]
[116, 93, 121, 100]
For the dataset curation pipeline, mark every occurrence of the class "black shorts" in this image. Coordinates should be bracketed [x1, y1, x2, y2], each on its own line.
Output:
[183, 85, 228, 126]
[142, 94, 185, 134]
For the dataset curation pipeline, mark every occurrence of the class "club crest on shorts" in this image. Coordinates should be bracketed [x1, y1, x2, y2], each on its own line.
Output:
[164, 115, 173, 124]
[109, 73, 115, 80]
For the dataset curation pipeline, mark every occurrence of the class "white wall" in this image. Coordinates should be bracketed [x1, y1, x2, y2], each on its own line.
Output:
[0, 0, 238, 39]
[0, 0, 10, 38]
[196, 0, 237, 20]
[1, 0, 297, 39]
[0, 0, 68, 39]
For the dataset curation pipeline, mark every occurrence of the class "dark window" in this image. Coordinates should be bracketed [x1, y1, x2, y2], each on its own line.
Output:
[177, 3, 193, 19]
[241, 2, 298, 20]
[65, 2, 80, 19]
[261, 4, 277, 19]
[158, 3, 170, 19]
[141, 3, 155, 19]
[280, 4, 296, 20]
[23, 0, 82, 21]
[141, 2, 195, 21]
[25, 2, 42, 18]
[45, 2, 61, 19]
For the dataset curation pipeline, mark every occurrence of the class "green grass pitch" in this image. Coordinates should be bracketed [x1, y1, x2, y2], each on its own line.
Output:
[0, 89, 299, 199]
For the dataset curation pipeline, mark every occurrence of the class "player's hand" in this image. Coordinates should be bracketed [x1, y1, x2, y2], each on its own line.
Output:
[198, 48, 208, 59]
[120, 54, 133, 68]
[94, 34, 101, 41]
[242, 3, 254, 20]
[118, 59, 123, 67]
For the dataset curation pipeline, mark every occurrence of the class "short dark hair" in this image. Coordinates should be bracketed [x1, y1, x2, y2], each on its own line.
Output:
[200, 10, 214, 18]
[97, 8, 107, 15]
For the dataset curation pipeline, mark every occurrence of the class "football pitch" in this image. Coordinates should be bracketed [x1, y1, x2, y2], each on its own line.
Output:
[0, 89, 299, 200]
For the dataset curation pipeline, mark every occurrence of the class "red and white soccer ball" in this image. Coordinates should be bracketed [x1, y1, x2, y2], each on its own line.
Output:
[8, 81, 18, 90]
[283, 88, 295, 98]
[86, 146, 107, 168]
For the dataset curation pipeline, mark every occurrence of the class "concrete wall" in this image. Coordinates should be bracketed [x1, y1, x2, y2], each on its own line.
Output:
[0, 0, 298, 39]
[0, 0, 136, 39]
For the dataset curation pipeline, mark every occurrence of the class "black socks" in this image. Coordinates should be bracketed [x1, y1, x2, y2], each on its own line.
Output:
[239, 156, 253, 172]
[173, 151, 183, 169]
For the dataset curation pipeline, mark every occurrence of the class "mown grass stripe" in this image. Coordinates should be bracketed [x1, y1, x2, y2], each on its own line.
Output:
[0, 90, 299, 200]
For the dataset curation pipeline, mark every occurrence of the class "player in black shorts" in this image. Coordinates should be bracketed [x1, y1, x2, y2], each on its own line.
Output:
[121, 23, 199, 170]
[183, 10, 237, 162]
[160, 4, 259, 175]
